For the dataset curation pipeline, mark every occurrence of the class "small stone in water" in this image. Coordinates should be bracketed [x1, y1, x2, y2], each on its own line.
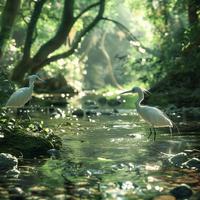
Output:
[47, 149, 60, 158]
[72, 109, 84, 117]
[168, 152, 188, 167]
[97, 97, 107, 105]
[170, 184, 193, 199]
[183, 157, 200, 170]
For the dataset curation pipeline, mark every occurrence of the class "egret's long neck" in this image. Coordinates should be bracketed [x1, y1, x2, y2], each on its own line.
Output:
[29, 79, 35, 90]
[135, 90, 144, 111]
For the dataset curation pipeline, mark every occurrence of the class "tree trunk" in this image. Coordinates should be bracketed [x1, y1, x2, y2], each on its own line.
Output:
[0, 0, 21, 61]
[182, 0, 200, 54]
[11, 0, 105, 82]
[23, 0, 47, 60]
[11, 0, 74, 82]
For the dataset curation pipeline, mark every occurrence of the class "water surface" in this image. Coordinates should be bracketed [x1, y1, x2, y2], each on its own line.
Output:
[1, 108, 200, 199]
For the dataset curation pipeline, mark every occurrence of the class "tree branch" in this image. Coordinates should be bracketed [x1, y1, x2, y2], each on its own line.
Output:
[101, 17, 156, 56]
[31, 0, 74, 65]
[11, 0, 74, 81]
[23, 0, 47, 59]
[99, 31, 122, 89]
[75, 1, 100, 20]
[31, 0, 105, 72]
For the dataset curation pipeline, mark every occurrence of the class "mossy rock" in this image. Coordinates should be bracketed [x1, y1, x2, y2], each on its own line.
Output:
[0, 114, 62, 158]
[0, 131, 56, 158]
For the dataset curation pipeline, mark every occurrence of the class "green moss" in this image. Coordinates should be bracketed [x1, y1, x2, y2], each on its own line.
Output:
[0, 111, 62, 158]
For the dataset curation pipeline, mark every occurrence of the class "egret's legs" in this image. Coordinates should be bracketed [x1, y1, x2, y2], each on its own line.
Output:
[17, 108, 31, 121]
[153, 128, 157, 141]
[148, 128, 153, 139]
[169, 127, 173, 138]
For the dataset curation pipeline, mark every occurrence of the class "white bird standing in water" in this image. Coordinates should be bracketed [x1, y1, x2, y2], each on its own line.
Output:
[121, 86, 173, 140]
[6, 75, 43, 108]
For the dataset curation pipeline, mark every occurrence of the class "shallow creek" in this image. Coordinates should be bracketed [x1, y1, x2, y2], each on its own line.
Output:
[1, 107, 200, 199]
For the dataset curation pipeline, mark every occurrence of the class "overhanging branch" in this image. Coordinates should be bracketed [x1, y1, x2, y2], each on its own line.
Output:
[23, 0, 47, 59]
[34, 0, 105, 70]
[75, 1, 100, 20]
[101, 17, 156, 56]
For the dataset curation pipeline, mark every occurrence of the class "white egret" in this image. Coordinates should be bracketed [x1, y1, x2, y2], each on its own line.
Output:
[6, 75, 43, 108]
[121, 86, 173, 140]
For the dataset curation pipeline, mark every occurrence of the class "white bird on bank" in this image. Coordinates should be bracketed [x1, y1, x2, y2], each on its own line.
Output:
[6, 75, 43, 108]
[121, 86, 173, 140]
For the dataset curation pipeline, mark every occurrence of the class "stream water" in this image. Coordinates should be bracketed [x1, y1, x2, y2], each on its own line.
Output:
[1, 103, 200, 199]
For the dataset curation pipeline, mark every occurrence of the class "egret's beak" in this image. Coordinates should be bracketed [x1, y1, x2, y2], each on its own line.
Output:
[36, 76, 45, 82]
[120, 90, 132, 95]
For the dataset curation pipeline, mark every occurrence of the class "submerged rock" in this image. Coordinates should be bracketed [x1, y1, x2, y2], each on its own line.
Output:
[107, 98, 122, 107]
[47, 149, 60, 158]
[168, 152, 188, 167]
[170, 184, 193, 199]
[84, 100, 99, 109]
[84, 100, 96, 106]
[85, 110, 98, 116]
[97, 96, 107, 105]
[101, 110, 113, 115]
[72, 109, 84, 117]
[0, 153, 18, 171]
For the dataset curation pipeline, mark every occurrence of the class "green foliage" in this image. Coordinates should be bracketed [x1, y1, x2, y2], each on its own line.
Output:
[0, 68, 15, 105]
[1, 0, 199, 91]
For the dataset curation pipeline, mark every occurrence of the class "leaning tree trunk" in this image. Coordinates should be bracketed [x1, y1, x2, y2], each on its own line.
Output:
[11, 0, 105, 82]
[0, 0, 21, 60]
[0, 0, 19, 104]
[11, 0, 74, 82]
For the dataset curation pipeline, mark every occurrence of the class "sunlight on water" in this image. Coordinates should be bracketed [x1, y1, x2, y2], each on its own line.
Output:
[2, 109, 200, 199]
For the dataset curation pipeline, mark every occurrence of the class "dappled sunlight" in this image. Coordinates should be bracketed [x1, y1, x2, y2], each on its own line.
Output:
[0, 0, 199, 198]
[145, 163, 161, 171]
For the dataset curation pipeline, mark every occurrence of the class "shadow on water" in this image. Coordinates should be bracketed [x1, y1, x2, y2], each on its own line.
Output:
[1, 106, 200, 199]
